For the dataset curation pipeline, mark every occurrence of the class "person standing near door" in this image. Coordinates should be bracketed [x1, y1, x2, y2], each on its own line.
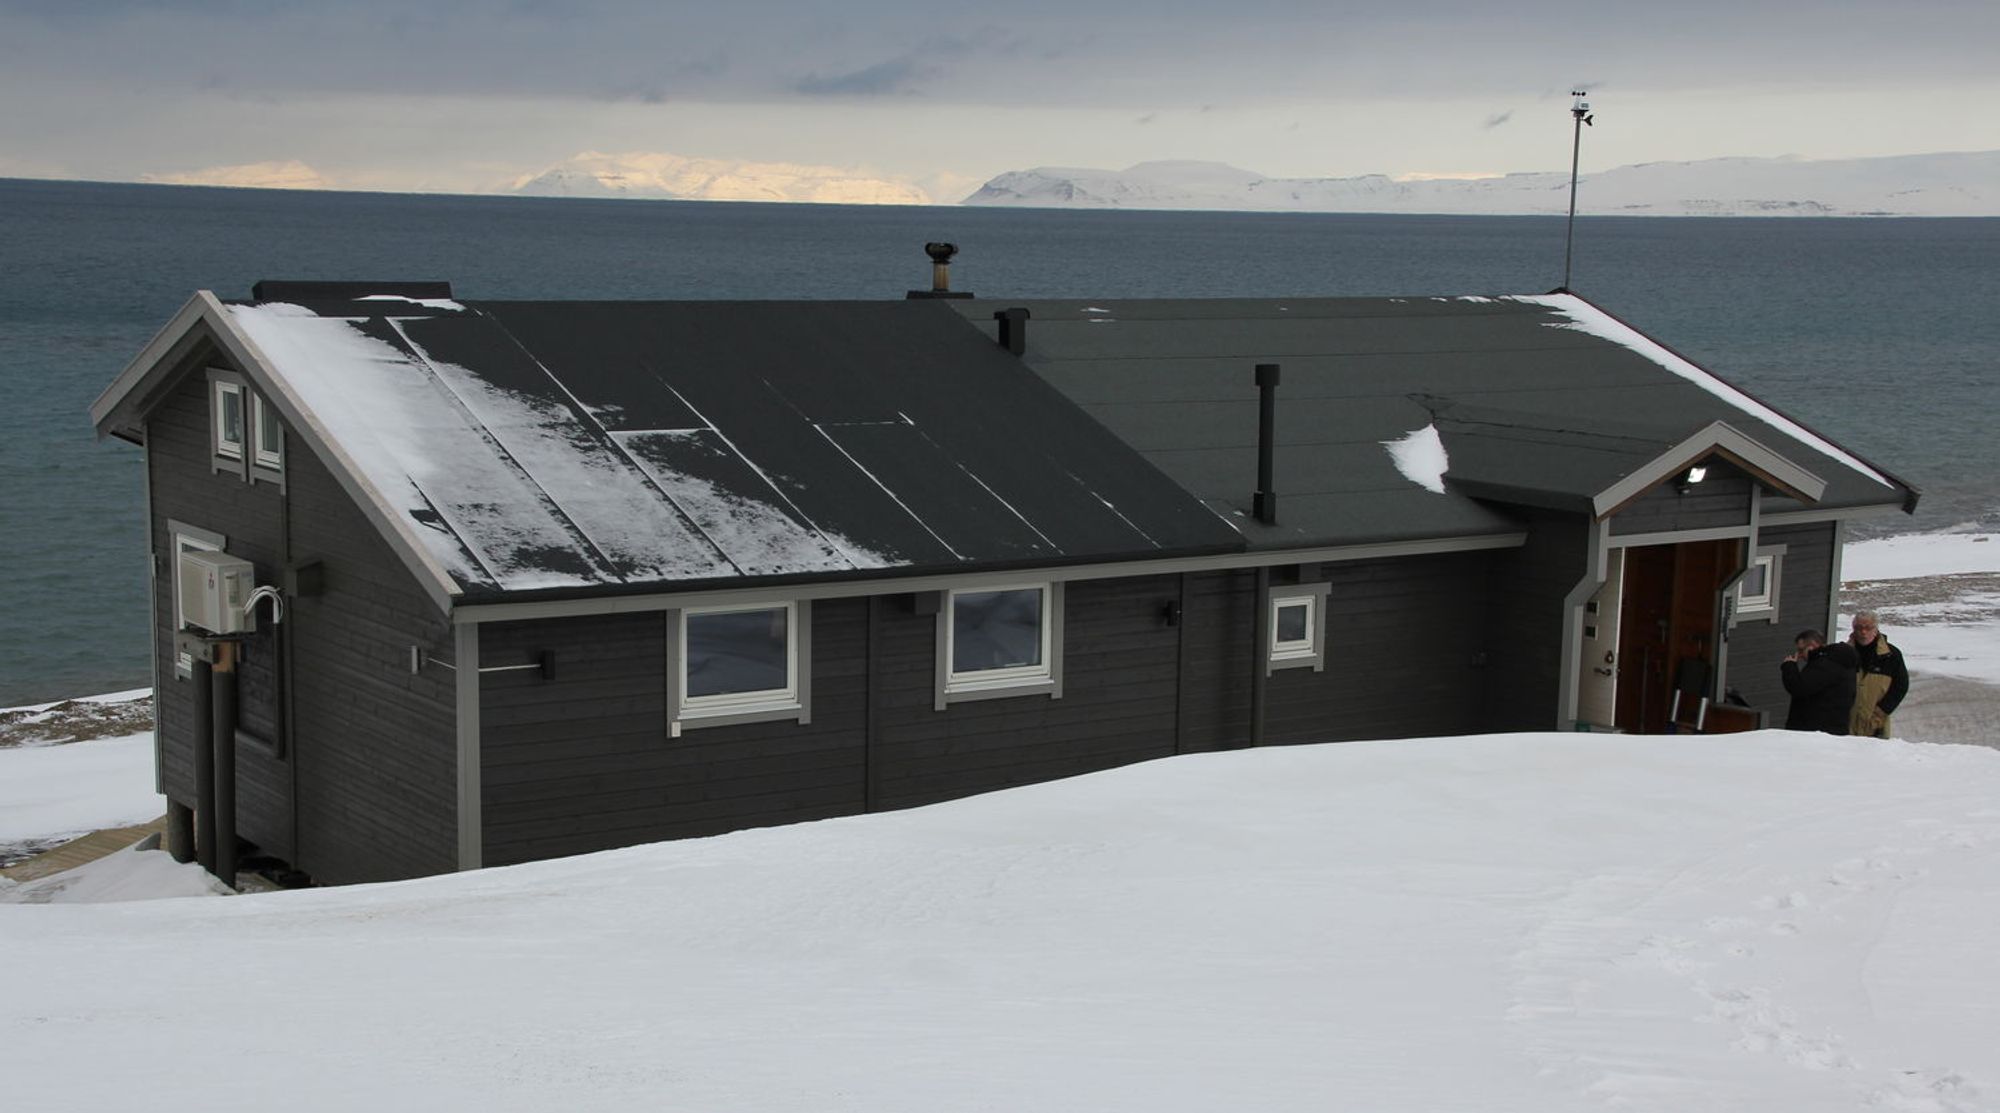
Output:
[1781, 629, 1858, 734]
[1847, 611, 1909, 738]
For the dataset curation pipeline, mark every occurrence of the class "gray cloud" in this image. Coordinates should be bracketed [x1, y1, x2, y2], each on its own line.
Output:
[795, 56, 933, 97]
[1482, 111, 1514, 129]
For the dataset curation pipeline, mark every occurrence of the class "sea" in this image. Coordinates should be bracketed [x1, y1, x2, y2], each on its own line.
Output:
[3, 177, 1996, 705]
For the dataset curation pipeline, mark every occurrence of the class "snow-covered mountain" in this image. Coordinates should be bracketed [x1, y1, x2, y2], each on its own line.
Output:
[139, 160, 332, 191]
[964, 151, 2000, 217]
[511, 150, 931, 205]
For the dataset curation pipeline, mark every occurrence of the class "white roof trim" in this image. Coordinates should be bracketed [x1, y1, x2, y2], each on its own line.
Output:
[1514, 293, 1893, 489]
[1591, 420, 1826, 519]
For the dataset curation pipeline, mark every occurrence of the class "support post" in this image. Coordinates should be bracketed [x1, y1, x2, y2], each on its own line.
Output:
[1249, 566, 1270, 747]
[1253, 363, 1280, 525]
[212, 640, 238, 888]
[166, 799, 195, 863]
[193, 656, 216, 875]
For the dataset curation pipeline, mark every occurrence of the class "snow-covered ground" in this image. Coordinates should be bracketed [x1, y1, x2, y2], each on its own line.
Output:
[1844, 532, 2000, 688]
[3, 529, 1996, 1110]
[3, 731, 1998, 1111]
[0, 729, 160, 867]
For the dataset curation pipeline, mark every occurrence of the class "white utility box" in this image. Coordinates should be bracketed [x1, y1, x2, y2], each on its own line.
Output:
[179, 549, 255, 635]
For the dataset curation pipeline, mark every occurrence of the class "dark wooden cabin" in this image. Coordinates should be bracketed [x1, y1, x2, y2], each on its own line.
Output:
[90, 277, 1916, 884]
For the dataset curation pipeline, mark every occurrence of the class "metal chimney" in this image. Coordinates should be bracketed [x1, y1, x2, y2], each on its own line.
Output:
[906, 242, 973, 299]
[1253, 363, 1280, 524]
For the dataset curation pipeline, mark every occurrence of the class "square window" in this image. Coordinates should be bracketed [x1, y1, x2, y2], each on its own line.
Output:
[939, 583, 1061, 705]
[675, 602, 805, 724]
[1735, 550, 1781, 620]
[214, 381, 245, 459]
[1268, 583, 1330, 673]
[252, 394, 283, 471]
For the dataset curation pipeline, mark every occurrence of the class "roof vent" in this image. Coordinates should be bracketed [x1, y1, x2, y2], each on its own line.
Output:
[905, 243, 972, 300]
[994, 307, 1030, 355]
[250, 280, 454, 303]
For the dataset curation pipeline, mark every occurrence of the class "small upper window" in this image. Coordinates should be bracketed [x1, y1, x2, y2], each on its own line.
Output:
[213, 380, 245, 460]
[939, 583, 1061, 705]
[252, 394, 283, 471]
[1267, 582, 1331, 673]
[676, 602, 804, 724]
[1735, 549, 1782, 622]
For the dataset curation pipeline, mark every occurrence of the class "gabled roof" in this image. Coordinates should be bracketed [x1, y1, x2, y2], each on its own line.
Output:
[953, 293, 1915, 548]
[93, 293, 1241, 606]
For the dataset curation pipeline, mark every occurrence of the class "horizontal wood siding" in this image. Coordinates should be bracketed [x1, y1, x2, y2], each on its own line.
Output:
[286, 446, 457, 883]
[872, 575, 1183, 811]
[1609, 463, 1753, 536]
[1177, 555, 1492, 751]
[1726, 521, 1836, 724]
[1483, 511, 1590, 730]
[480, 599, 870, 865]
[146, 362, 295, 861]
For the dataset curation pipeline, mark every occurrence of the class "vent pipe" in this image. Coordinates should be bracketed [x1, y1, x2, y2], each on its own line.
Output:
[995, 307, 1030, 355]
[1253, 362, 1280, 524]
[906, 242, 972, 300]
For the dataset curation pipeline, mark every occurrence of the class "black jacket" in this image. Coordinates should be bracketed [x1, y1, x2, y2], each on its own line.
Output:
[1781, 642, 1858, 734]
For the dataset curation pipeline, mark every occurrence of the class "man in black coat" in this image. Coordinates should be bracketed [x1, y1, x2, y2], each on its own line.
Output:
[1781, 629, 1858, 735]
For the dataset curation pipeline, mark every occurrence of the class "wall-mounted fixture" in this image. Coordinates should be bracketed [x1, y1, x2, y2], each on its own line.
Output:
[1674, 464, 1709, 495]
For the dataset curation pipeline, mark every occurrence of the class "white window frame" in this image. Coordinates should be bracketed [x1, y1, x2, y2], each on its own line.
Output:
[251, 393, 284, 474]
[168, 521, 225, 679]
[936, 582, 1063, 709]
[212, 377, 246, 463]
[1733, 545, 1784, 624]
[1267, 582, 1331, 674]
[669, 600, 809, 731]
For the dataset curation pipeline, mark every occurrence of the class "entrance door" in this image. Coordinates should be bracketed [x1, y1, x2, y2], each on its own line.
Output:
[1575, 548, 1624, 729]
[1609, 539, 1737, 733]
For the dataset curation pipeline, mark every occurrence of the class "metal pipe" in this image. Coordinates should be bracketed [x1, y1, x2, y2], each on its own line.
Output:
[1563, 91, 1593, 290]
[193, 657, 216, 875]
[1253, 363, 1280, 524]
[213, 641, 239, 888]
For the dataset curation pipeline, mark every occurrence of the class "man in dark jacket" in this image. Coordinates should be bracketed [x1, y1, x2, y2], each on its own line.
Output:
[1848, 610, 1910, 738]
[1781, 629, 1858, 734]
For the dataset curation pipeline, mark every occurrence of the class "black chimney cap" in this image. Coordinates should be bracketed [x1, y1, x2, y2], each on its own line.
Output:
[924, 242, 958, 264]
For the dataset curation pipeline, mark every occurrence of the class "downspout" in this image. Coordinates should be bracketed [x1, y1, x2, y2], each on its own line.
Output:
[194, 656, 216, 875]
[1248, 363, 1280, 747]
[1557, 519, 1611, 729]
[212, 641, 239, 887]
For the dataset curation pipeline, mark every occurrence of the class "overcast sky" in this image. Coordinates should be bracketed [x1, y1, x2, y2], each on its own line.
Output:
[4, 0, 1996, 198]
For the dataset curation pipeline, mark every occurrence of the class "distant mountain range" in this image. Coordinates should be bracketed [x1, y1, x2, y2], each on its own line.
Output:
[962, 151, 2000, 217]
[509, 151, 931, 206]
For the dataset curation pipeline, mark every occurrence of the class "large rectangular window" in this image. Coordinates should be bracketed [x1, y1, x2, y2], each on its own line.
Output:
[937, 583, 1062, 706]
[673, 601, 808, 727]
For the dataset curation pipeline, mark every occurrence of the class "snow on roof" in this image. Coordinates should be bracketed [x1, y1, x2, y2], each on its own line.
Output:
[230, 302, 886, 593]
[1382, 423, 1450, 494]
[1515, 294, 1892, 487]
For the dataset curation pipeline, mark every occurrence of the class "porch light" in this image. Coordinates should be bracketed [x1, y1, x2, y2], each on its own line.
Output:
[1675, 465, 1708, 494]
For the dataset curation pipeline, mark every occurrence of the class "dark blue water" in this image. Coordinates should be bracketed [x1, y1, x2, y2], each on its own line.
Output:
[4, 178, 1996, 704]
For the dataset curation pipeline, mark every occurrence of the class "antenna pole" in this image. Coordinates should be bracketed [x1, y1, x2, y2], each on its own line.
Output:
[1563, 90, 1593, 291]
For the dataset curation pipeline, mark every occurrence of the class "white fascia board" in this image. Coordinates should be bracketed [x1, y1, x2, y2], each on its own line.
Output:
[193, 292, 465, 616]
[451, 531, 1529, 626]
[1591, 421, 1826, 519]
[90, 293, 214, 433]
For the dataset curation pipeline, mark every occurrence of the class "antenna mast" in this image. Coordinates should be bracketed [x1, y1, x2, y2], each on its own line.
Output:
[1563, 90, 1594, 291]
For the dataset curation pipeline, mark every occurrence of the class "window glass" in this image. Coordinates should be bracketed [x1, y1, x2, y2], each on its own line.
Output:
[952, 588, 1043, 673]
[1275, 600, 1311, 645]
[1740, 562, 1768, 599]
[685, 607, 789, 698]
[216, 383, 244, 455]
[254, 395, 283, 466]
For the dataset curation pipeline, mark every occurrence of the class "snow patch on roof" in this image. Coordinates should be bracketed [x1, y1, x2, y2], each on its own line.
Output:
[1383, 423, 1450, 494]
[1515, 295, 1892, 488]
[355, 295, 467, 311]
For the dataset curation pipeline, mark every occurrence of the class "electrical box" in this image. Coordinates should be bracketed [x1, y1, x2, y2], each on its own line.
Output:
[179, 549, 255, 635]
